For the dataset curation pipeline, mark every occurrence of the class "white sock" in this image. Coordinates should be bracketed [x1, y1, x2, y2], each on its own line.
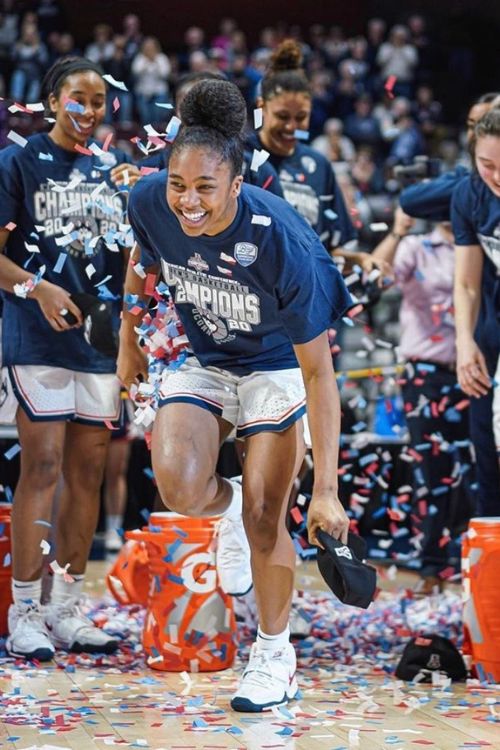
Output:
[106, 514, 122, 533]
[50, 573, 84, 607]
[256, 625, 290, 651]
[223, 476, 243, 519]
[12, 578, 42, 607]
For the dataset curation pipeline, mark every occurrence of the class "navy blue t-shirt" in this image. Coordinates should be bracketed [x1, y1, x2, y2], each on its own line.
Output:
[400, 166, 469, 222]
[0, 132, 130, 372]
[128, 172, 352, 375]
[451, 173, 500, 358]
[139, 146, 284, 198]
[247, 134, 356, 250]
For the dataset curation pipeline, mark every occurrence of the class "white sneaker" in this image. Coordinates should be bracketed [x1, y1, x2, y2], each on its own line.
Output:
[215, 477, 252, 596]
[6, 602, 55, 662]
[45, 598, 119, 654]
[231, 641, 298, 712]
[105, 528, 123, 552]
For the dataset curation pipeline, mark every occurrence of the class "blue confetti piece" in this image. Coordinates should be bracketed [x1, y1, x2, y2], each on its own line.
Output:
[294, 128, 309, 140]
[324, 208, 338, 220]
[167, 573, 184, 585]
[34, 519, 52, 528]
[4, 443, 21, 460]
[53, 252, 68, 273]
[3, 552, 11, 566]
[38, 151, 54, 161]
[65, 100, 86, 114]
[277, 727, 294, 736]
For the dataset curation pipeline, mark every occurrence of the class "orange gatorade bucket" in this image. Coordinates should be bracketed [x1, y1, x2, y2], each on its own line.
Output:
[0, 503, 13, 636]
[462, 517, 500, 683]
[106, 514, 213, 607]
[106, 540, 150, 607]
[128, 513, 237, 672]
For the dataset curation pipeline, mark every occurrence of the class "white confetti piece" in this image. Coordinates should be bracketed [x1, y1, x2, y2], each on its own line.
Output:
[253, 107, 263, 128]
[251, 214, 271, 226]
[40, 539, 51, 555]
[250, 147, 270, 172]
[7, 129, 27, 147]
[102, 74, 128, 91]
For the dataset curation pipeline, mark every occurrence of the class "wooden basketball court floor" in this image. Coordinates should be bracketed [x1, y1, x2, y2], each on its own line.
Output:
[0, 560, 498, 750]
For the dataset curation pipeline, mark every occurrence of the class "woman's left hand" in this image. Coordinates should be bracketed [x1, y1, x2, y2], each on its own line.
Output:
[111, 163, 142, 189]
[307, 492, 349, 547]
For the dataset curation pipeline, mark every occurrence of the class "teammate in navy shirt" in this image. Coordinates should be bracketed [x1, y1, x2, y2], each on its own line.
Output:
[452, 107, 500, 511]
[118, 80, 351, 712]
[251, 40, 391, 280]
[0, 57, 126, 661]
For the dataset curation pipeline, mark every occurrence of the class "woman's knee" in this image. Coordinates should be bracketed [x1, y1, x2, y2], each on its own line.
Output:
[153, 456, 211, 514]
[20, 450, 63, 491]
[243, 498, 280, 554]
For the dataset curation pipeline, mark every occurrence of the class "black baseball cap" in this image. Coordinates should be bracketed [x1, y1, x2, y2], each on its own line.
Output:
[395, 634, 467, 682]
[316, 529, 377, 609]
[63, 292, 118, 359]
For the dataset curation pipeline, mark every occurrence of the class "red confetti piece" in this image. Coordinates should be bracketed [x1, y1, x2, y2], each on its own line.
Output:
[262, 174, 274, 190]
[140, 166, 160, 175]
[104, 420, 119, 430]
[290, 506, 304, 524]
[347, 303, 365, 318]
[5, 221, 16, 231]
[144, 273, 157, 297]
[455, 399, 470, 411]
[74, 144, 93, 155]
[112, 96, 120, 112]
[385, 75, 397, 98]
[102, 132, 113, 152]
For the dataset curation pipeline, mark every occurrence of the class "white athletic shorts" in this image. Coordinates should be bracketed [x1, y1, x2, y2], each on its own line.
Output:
[2, 365, 121, 425]
[158, 357, 306, 439]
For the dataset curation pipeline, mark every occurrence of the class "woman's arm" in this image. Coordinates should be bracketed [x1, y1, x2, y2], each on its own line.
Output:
[454, 243, 490, 397]
[371, 206, 415, 266]
[117, 243, 159, 389]
[0, 228, 82, 330]
[294, 330, 349, 547]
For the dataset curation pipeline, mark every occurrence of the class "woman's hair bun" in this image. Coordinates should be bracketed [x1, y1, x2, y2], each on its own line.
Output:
[179, 79, 246, 138]
[269, 40, 303, 73]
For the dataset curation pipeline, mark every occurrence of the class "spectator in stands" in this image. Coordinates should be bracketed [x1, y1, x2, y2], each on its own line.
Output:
[333, 59, 364, 119]
[322, 25, 349, 69]
[0, 0, 19, 95]
[85, 23, 114, 66]
[211, 17, 238, 56]
[103, 35, 134, 125]
[412, 84, 442, 143]
[311, 117, 356, 172]
[386, 103, 426, 166]
[342, 36, 370, 88]
[372, 208, 474, 594]
[178, 26, 206, 72]
[351, 146, 385, 194]
[122, 13, 143, 64]
[309, 70, 335, 139]
[376, 24, 418, 99]
[344, 94, 382, 148]
[10, 23, 48, 102]
[132, 36, 171, 125]
[365, 17, 386, 75]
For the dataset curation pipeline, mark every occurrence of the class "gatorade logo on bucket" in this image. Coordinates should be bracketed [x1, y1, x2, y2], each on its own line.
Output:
[181, 551, 217, 594]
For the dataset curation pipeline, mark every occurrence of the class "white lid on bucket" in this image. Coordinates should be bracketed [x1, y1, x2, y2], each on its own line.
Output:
[469, 517, 500, 524]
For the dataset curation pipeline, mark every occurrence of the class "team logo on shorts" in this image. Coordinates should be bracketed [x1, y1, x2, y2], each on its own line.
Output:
[234, 242, 258, 267]
[187, 253, 209, 272]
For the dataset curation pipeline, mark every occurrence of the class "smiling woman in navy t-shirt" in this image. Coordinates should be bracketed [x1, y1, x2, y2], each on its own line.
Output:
[0, 56, 128, 661]
[118, 79, 352, 713]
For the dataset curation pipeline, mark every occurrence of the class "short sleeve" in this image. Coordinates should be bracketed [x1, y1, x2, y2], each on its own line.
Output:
[451, 177, 479, 246]
[128, 180, 161, 267]
[393, 236, 418, 283]
[0, 148, 24, 229]
[276, 231, 353, 344]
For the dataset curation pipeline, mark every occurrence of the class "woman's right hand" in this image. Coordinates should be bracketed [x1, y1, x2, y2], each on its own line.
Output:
[31, 281, 83, 332]
[393, 206, 415, 236]
[456, 337, 491, 398]
[117, 337, 149, 392]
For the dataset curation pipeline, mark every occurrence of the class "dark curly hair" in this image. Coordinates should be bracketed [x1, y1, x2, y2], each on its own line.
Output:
[171, 79, 246, 178]
[261, 39, 311, 101]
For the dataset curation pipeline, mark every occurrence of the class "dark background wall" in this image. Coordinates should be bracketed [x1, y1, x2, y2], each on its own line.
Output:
[60, 0, 500, 121]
